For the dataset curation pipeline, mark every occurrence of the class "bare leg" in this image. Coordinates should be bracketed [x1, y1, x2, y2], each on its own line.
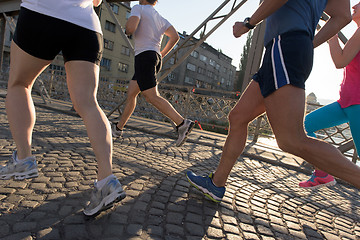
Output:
[5, 42, 51, 159]
[142, 85, 184, 125]
[265, 85, 360, 189]
[65, 61, 112, 181]
[116, 80, 140, 130]
[213, 81, 266, 187]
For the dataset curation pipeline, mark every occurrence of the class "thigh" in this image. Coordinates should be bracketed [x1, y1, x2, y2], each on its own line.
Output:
[264, 85, 307, 142]
[8, 41, 52, 88]
[230, 80, 266, 123]
[305, 102, 348, 134]
[65, 61, 100, 105]
[127, 80, 141, 98]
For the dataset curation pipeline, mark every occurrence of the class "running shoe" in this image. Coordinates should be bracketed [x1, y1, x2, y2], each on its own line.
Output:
[0, 151, 38, 180]
[186, 171, 225, 202]
[176, 119, 195, 147]
[299, 172, 336, 189]
[83, 175, 126, 216]
[111, 122, 123, 138]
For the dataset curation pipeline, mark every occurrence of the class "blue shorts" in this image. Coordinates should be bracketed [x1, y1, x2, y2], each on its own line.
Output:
[253, 31, 313, 97]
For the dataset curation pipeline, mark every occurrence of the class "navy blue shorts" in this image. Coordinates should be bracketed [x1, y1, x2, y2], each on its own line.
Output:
[132, 50, 162, 91]
[253, 31, 313, 97]
[13, 7, 103, 65]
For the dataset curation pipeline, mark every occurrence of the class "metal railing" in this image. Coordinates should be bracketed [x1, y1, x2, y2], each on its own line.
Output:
[1, 71, 358, 164]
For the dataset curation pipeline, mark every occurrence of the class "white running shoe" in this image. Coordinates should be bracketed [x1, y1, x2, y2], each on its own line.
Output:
[111, 122, 123, 138]
[0, 151, 38, 180]
[176, 119, 195, 147]
[83, 175, 126, 216]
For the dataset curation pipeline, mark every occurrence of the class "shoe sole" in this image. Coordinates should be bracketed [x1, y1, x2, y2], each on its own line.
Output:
[0, 169, 39, 180]
[300, 179, 337, 190]
[83, 190, 126, 217]
[186, 175, 221, 203]
[176, 121, 195, 147]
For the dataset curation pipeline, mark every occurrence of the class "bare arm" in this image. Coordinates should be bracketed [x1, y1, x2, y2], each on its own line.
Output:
[328, 28, 360, 68]
[233, 0, 288, 38]
[160, 26, 179, 58]
[125, 16, 140, 36]
[93, 0, 102, 7]
[313, 0, 351, 48]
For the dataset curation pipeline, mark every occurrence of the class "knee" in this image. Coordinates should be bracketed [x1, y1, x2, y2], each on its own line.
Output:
[276, 136, 307, 155]
[72, 97, 97, 116]
[143, 93, 158, 104]
[228, 109, 249, 129]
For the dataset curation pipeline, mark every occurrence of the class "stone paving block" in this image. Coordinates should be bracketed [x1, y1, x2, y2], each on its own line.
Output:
[127, 223, 143, 236]
[36, 227, 60, 240]
[0, 188, 16, 194]
[147, 225, 163, 236]
[0, 221, 10, 237]
[166, 212, 183, 225]
[1, 232, 33, 240]
[185, 212, 202, 224]
[19, 200, 40, 209]
[223, 224, 240, 234]
[165, 223, 184, 236]
[206, 226, 224, 238]
[13, 222, 37, 232]
[64, 224, 89, 239]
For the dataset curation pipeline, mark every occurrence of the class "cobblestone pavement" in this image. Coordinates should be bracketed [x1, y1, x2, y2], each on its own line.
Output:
[0, 96, 360, 240]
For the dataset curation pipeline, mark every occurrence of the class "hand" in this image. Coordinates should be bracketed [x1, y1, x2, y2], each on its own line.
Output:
[233, 21, 249, 38]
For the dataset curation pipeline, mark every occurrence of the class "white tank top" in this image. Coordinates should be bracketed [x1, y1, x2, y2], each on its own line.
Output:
[21, 0, 102, 34]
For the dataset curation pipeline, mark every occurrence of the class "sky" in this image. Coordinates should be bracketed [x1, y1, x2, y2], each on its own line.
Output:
[131, 0, 359, 103]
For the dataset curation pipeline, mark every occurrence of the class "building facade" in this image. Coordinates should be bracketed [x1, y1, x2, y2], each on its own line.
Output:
[162, 32, 237, 92]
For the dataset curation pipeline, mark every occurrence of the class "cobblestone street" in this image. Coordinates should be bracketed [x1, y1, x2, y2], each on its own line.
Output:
[0, 96, 360, 240]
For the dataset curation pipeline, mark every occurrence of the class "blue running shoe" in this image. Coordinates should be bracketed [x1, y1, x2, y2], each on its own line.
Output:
[186, 171, 225, 202]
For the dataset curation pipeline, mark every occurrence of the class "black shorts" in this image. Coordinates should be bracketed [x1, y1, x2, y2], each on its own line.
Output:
[13, 7, 103, 65]
[132, 50, 162, 91]
[253, 31, 313, 97]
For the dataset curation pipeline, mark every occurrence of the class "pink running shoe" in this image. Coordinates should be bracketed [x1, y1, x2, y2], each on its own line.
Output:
[299, 173, 336, 189]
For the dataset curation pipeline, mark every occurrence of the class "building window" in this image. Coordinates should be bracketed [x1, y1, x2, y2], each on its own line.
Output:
[169, 57, 175, 65]
[209, 58, 216, 67]
[105, 21, 116, 33]
[126, 11, 131, 20]
[216, 64, 220, 70]
[186, 63, 196, 72]
[121, 45, 130, 56]
[200, 54, 207, 63]
[100, 77, 109, 82]
[185, 76, 194, 84]
[101, 58, 111, 71]
[223, 67, 227, 73]
[190, 50, 199, 58]
[109, 3, 119, 14]
[198, 67, 206, 75]
[104, 39, 114, 50]
[118, 62, 129, 73]
[167, 72, 176, 82]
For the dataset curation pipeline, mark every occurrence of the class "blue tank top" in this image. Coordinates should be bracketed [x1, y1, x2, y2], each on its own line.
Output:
[264, 0, 327, 45]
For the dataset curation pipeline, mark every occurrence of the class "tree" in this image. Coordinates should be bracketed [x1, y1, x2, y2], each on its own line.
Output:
[234, 30, 253, 92]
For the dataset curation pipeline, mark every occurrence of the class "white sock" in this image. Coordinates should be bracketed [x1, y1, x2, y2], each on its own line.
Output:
[96, 174, 115, 190]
